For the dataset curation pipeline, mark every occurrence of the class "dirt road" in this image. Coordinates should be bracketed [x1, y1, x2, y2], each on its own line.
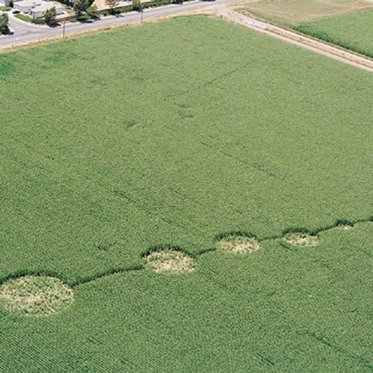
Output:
[215, 7, 373, 72]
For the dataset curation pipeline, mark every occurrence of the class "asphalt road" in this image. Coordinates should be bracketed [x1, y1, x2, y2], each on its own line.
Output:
[0, 0, 223, 48]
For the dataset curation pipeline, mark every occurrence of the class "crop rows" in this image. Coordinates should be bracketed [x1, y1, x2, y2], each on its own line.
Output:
[0, 16, 372, 372]
[293, 9, 373, 58]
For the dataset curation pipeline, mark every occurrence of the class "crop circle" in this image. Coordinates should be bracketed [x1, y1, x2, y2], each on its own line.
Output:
[283, 232, 319, 246]
[0, 275, 74, 316]
[336, 222, 354, 230]
[218, 235, 260, 253]
[144, 250, 195, 273]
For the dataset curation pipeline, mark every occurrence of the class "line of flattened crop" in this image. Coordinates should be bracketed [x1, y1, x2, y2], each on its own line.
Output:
[0, 216, 371, 317]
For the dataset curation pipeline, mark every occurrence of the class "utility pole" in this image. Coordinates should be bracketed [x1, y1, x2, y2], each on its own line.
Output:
[62, 20, 66, 39]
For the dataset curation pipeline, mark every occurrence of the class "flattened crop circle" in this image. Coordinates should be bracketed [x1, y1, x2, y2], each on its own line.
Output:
[283, 232, 319, 247]
[338, 224, 353, 230]
[336, 223, 354, 230]
[0, 275, 74, 316]
[218, 235, 260, 253]
[144, 250, 195, 273]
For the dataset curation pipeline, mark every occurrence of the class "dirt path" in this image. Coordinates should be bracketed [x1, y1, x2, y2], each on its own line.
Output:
[215, 7, 373, 72]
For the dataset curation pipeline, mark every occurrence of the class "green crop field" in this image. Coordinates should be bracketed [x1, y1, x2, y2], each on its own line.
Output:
[0, 16, 372, 372]
[293, 9, 373, 58]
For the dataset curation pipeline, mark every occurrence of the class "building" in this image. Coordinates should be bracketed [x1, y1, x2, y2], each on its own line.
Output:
[31, 2, 63, 18]
[13, 0, 40, 13]
[13, 0, 63, 18]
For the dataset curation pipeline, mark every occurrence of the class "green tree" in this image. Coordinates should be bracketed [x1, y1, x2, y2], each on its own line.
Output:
[73, 0, 91, 17]
[132, 0, 142, 12]
[44, 7, 56, 25]
[105, 0, 118, 14]
[87, 4, 99, 18]
[0, 13, 10, 35]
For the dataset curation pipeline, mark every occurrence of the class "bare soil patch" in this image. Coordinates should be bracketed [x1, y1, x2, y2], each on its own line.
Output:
[144, 250, 195, 273]
[218, 235, 260, 253]
[0, 276, 74, 316]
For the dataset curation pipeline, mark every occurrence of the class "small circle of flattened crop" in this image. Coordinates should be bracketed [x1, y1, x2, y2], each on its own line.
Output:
[0, 275, 74, 317]
[336, 222, 354, 230]
[283, 232, 319, 247]
[337, 224, 353, 230]
[143, 250, 195, 273]
[217, 235, 260, 253]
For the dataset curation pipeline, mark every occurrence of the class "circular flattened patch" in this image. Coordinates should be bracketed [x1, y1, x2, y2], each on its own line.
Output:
[336, 222, 354, 230]
[283, 232, 319, 247]
[0, 275, 74, 316]
[144, 250, 195, 273]
[218, 235, 260, 253]
[337, 224, 353, 230]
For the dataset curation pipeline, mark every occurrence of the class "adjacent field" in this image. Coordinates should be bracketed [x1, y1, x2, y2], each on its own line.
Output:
[0, 15, 372, 372]
[236, 0, 373, 24]
[293, 9, 373, 58]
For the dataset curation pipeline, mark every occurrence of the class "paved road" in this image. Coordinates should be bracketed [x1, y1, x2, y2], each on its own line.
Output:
[0, 0, 223, 49]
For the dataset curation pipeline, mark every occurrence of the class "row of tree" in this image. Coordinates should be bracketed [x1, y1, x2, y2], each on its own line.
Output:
[72, 0, 143, 19]
[105, 0, 143, 13]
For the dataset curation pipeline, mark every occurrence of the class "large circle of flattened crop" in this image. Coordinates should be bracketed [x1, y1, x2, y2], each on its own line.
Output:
[0, 276, 74, 316]
[283, 232, 319, 247]
[218, 235, 260, 253]
[144, 250, 195, 273]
